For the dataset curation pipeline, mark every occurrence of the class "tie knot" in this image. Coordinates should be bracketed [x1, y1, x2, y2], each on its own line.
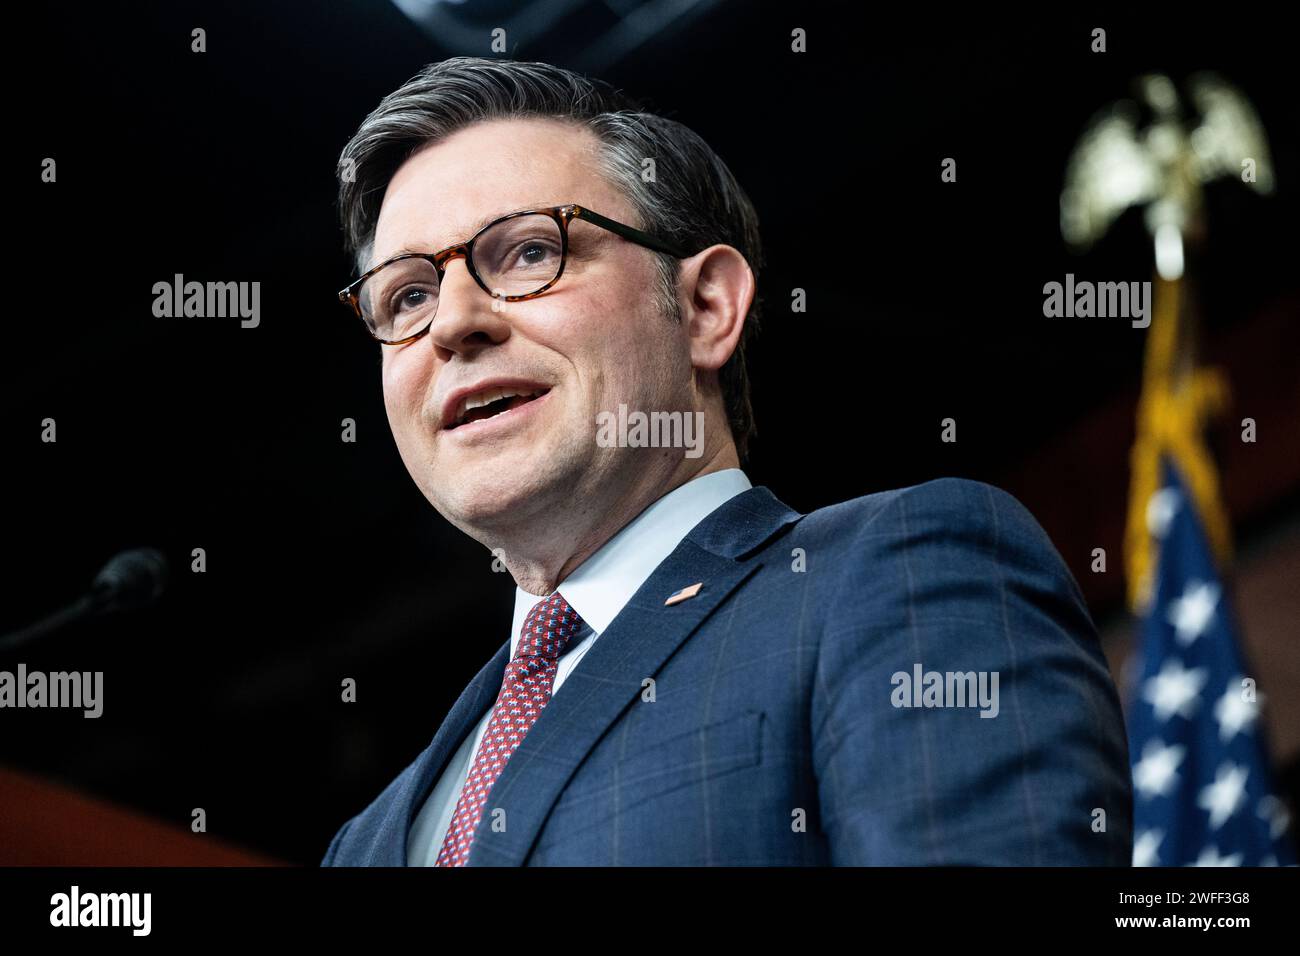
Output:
[517, 591, 585, 661]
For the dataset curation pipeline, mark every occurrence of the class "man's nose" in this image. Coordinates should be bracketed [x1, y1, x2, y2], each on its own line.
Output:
[427, 257, 511, 356]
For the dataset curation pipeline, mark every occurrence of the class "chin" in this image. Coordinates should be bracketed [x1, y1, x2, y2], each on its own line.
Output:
[421, 418, 586, 521]
[429, 458, 557, 530]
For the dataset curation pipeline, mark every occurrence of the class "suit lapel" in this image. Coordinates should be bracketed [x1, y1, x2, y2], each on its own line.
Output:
[468, 484, 803, 866]
[369, 636, 511, 866]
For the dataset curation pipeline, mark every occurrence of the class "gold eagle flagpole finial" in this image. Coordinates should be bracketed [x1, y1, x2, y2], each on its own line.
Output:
[1059, 72, 1275, 611]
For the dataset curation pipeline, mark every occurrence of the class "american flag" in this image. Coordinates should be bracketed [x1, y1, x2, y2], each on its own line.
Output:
[1125, 458, 1296, 866]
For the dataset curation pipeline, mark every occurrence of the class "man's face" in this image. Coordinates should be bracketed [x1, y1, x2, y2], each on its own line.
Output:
[372, 117, 690, 537]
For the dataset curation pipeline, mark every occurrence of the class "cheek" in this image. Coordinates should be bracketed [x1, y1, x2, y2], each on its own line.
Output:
[381, 353, 429, 430]
[558, 271, 661, 372]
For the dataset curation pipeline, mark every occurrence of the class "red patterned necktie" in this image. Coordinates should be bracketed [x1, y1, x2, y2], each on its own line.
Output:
[434, 591, 585, 866]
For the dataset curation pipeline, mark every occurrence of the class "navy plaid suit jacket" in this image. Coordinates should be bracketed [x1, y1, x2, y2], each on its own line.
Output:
[321, 478, 1133, 865]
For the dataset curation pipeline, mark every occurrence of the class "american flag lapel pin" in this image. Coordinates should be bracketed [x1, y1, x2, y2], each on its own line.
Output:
[664, 582, 703, 606]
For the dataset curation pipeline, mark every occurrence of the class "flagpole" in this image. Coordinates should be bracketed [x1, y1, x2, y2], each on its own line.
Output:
[1123, 270, 1233, 613]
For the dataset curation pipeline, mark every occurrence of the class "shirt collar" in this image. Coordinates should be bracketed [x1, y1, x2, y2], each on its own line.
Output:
[510, 468, 752, 653]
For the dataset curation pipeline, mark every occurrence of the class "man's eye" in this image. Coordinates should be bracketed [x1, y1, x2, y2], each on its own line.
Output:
[508, 240, 560, 270]
[390, 286, 433, 313]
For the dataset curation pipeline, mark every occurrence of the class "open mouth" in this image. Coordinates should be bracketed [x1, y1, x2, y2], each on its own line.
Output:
[446, 386, 550, 430]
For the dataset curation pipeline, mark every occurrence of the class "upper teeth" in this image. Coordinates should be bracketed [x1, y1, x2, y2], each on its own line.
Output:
[457, 387, 544, 421]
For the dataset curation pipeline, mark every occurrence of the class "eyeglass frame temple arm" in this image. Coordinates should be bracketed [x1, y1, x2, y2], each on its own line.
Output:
[568, 204, 695, 259]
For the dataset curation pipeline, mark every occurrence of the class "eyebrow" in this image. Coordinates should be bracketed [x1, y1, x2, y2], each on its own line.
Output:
[370, 204, 549, 270]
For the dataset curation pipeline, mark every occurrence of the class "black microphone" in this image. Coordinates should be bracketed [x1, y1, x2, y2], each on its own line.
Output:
[0, 547, 169, 653]
[88, 547, 169, 613]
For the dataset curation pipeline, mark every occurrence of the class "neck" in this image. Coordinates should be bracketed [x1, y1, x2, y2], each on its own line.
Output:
[495, 439, 740, 596]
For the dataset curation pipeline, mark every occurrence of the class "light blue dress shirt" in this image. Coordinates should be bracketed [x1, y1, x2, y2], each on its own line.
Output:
[406, 467, 753, 865]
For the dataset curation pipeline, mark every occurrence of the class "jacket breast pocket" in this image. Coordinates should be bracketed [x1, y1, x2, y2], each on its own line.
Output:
[549, 710, 766, 833]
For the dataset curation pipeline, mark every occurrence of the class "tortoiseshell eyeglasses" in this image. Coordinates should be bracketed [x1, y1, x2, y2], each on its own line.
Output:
[337, 203, 695, 345]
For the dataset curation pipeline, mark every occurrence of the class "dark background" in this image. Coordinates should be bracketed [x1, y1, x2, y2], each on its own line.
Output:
[3, 1, 1296, 864]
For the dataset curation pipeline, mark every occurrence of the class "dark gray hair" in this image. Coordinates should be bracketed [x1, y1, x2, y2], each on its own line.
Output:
[336, 56, 764, 461]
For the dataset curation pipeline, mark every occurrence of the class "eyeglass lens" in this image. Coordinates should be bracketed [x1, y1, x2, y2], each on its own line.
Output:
[357, 213, 564, 341]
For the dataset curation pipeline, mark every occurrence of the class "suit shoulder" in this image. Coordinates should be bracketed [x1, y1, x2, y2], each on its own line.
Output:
[890, 476, 1047, 536]
[794, 478, 1073, 589]
[795, 476, 1040, 535]
[797, 476, 1040, 540]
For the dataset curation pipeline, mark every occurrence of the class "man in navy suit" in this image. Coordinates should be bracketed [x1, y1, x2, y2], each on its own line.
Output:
[323, 57, 1132, 866]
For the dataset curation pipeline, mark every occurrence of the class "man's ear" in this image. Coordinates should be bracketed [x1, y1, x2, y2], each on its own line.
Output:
[679, 244, 754, 374]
